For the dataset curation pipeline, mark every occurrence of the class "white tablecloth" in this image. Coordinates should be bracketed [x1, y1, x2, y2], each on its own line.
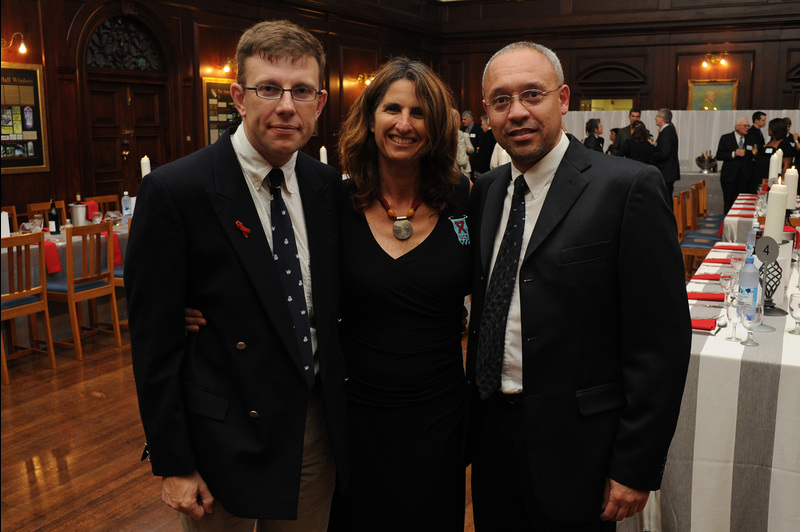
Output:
[620, 243, 800, 531]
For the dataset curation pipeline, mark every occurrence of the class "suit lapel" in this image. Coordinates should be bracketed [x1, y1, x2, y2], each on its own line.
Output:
[522, 138, 590, 263]
[480, 166, 512, 274]
[206, 130, 303, 367]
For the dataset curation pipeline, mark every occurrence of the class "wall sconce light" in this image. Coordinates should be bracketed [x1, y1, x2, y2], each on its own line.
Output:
[222, 58, 232, 74]
[702, 53, 727, 68]
[357, 73, 373, 86]
[1, 32, 27, 54]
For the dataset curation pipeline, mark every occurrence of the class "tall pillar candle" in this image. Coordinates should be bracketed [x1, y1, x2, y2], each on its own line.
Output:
[320, 146, 328, 164]
[764, 182, 788, 241]
[141, 155, 151, 177]
[783, 167, 798, 210]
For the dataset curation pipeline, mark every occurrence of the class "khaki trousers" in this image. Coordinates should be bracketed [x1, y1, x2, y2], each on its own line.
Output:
[179, 384, 336, 532]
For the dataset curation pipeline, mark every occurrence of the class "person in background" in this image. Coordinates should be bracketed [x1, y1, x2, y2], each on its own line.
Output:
[606, 128, 619, 154]
[329, 57, 471, 532]
[784, 116, 798, 168]
[127, 20, 349, 531]
[453, 108, 472, 179]
[462, 109, 483, 177]
[619, 120, 654, 165]
[610, 108, 641, 156]
[472, 114, 497, 179]
[652, 108, 680, 198]
[583, 118, 604, 152]
[467, 41, 690, 531]
[753, 117, 794, 190]
[716, 117, 754, 213]
[747, 111, 767, 154]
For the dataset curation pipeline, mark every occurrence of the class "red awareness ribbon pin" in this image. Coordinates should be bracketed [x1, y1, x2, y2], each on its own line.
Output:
[235, 220, 251, 238]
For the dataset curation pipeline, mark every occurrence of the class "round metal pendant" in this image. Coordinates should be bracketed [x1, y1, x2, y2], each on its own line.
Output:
[393, 219, 413, 240]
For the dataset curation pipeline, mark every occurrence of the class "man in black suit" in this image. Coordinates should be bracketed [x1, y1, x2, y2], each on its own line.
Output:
[652, 108, 680, 198]
[716, 117, 754, 213]
[472, 114, 497, 179]
[125, 20, 348, 531]
[467, 41, 690, 530]
[747, 111, 767, 153]
[609, 108, 641, 156]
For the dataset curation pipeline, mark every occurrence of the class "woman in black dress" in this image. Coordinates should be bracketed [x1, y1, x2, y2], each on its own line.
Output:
[583, 117, 604, 152]
[753, 117, 795, 190]
[619, 120, 655, 165]
[329, 58, 470, 532]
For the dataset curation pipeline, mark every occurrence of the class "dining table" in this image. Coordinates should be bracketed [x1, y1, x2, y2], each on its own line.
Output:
[721, 193, 799, 243]
[620, 241, 800, 532]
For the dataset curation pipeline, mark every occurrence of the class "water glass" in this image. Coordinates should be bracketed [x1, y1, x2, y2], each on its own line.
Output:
[719, 273, 733, 302]
[740, 304, 763, 346]
[789, 293, 800, 335]
[92, 211, 104, 224]
[30, 214, 44, 232]
[726, 298, 742, 342]
[729, 252, 745, 273]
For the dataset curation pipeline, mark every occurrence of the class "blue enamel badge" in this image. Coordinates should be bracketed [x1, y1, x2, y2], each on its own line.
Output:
[449, 216, 470, 246]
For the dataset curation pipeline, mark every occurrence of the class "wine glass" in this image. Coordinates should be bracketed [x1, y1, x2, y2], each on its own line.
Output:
[740, 304, 763, 346]
[719, 273, 734, 302]
[92, 211, 104, 224]
[788, 293, 800, 335]
[726, 298, 742, 342]
[29, 214, 44, 233]
[729, 252, 746, 274]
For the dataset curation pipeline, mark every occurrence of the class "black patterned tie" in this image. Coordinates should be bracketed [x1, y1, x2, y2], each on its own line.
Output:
[738, 136, 744, 149]
[269, 168, 315, 389]
[475, 175, 528, 400]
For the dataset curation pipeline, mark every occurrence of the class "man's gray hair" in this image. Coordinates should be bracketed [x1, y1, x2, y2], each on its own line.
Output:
[657, 108, 673, 123]
[482, 42, 564, 96]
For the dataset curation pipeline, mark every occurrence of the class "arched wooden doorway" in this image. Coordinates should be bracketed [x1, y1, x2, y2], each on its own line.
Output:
[76, 10, 176, 199]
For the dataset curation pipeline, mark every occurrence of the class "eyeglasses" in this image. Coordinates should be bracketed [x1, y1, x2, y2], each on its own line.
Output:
[486, 87, 561, 113]
[242, 84, 322, 102]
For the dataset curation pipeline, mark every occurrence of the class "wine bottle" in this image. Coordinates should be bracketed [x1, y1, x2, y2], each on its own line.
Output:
[49, 197, 61, 235]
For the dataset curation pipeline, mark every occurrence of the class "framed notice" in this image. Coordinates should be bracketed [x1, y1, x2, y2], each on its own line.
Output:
[202, 77, 240, 145]
[1, 62, 50, 173]
[687, 79, 738, 111]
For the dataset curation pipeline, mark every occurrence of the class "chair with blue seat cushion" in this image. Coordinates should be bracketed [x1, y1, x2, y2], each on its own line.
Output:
[46, 222, 121, 360]
[1, 232, 56, 385]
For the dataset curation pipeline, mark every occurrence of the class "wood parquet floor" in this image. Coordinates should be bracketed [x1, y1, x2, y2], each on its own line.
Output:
[1, 332, 475, 531]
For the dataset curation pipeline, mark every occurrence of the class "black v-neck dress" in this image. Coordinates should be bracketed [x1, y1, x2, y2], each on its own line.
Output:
[330, 176, 471, 531]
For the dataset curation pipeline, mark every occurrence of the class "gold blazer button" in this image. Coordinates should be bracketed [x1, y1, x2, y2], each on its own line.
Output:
[236, 342, 246, 350]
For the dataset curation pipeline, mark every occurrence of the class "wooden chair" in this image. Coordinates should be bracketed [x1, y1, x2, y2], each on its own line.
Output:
[27, 201, 67, 226]
[1, 232, 56, 385]
[46, 222, 121, 360]
[672, 193, 686, 242]
[85, 195, 121, 213]
[1, 206, 19, 232]
[680, 190, 721, 279]
[688, 183, 718, 235]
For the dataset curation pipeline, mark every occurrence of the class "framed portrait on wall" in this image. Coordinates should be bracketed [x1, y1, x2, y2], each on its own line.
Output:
[688, 79, 738, 111]
[1, 62, 50, 174]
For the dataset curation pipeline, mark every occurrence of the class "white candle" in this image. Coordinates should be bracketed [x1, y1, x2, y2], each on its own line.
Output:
[768, 148, 782, 184]
[783, 167, 798, 210]
[141, 155, 151, 177]
[320, 146, 328, 165]
[764, 182, 788, 242]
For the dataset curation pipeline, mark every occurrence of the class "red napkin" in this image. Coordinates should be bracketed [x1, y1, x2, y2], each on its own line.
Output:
[703, 258, 731, 264]
[727, 214, 755, 218]
[85, 201, 99, 222]
[36, 240, 63, 274]
[717, 222, 725, 237]
[733, 207, 756, 212]
[714, 245, 746, 251]
[104, 231, 124, 266]
[733, 202, 756, 206]
[687, 292, 725, 301]
[692, 273, 721, 281]
[691, 319, 718, 331]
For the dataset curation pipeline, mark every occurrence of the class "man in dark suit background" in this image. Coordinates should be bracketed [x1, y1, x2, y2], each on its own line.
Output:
[472, 114, 497, 179]
[609, 108, 641, 156]
[652, 108, 680, 198]
[467, 41, 690, 530]
[747, 111, 767, 153]
[125, 20, 348, 531]
[716, 117, 754, 213]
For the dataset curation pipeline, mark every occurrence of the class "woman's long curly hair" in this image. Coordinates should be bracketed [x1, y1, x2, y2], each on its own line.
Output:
[337, 57, 460, 213]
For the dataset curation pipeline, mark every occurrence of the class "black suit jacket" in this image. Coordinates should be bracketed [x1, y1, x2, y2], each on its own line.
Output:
[652, 124, 680, 184]
[716, 131, 753, 184]
[125, 127, 349, 519]
[466, 136, 690, 521]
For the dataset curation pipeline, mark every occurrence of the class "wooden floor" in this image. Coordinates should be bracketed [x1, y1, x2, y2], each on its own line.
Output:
[1, 331, 475, 531]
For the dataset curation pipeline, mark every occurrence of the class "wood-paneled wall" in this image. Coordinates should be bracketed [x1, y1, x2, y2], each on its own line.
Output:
[2, 0, 799, 214]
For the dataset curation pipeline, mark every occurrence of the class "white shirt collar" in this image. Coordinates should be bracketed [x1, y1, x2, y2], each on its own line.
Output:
[231, 126, 299, 195]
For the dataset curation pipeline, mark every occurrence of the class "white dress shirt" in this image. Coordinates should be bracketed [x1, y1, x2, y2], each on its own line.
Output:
[487, 132, 570, 393]
[231, 128, 318, 358]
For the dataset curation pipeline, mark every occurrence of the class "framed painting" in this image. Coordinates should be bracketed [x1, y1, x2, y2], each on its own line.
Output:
[202, 77, 239, 145]
[1, 62, 50, 174]
[688, 79, 738, 111]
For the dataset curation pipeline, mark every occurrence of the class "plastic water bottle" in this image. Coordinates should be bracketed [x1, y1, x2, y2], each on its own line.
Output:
[737, 256, 760, 308]
[745, 223, 759, 256]
[121, 191, 132, 221]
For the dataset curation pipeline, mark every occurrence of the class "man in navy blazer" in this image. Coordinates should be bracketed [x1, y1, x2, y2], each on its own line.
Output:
[125, 20, 348, 531]
[652, 108, 680, 199]
[716, 117, 754, 213]
[467, 42, 690, 530]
